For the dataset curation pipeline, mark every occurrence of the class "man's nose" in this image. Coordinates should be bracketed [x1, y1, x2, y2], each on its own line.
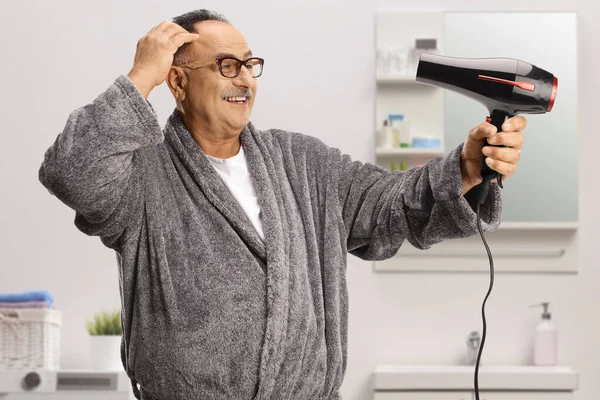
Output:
[232, 64, 254, 88]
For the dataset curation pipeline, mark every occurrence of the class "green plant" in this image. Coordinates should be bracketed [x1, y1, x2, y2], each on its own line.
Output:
[85, 310, 122, 336]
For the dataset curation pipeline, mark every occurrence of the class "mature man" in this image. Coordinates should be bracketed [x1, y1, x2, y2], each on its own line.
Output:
[39, 9, 525, 400]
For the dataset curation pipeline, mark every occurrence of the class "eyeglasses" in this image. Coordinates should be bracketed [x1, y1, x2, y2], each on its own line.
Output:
[178, 57, 264, 78]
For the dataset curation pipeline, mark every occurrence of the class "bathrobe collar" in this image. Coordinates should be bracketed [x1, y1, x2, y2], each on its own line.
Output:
[165, 110, 268, 260]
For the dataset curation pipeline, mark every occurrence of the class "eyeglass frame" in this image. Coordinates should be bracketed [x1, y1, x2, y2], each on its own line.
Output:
[177, 56, 265, 78]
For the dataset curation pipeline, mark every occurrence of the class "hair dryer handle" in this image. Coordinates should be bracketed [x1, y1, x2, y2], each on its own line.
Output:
[481, 111, 512, 188]
[472, 111, 512, 205]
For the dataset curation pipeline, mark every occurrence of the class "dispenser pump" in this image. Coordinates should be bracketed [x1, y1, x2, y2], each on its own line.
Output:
[530, 302, 551, 319]
[540, 302, 551, 320]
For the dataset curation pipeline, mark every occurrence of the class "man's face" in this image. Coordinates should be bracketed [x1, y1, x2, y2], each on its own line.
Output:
[179, 21, 258, 134]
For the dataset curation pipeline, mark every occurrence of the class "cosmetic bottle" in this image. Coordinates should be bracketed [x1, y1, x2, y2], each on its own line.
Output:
[530, 302, 558, 366]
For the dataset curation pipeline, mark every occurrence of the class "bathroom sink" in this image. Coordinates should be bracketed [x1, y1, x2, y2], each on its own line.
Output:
[374, 364, 578, 391]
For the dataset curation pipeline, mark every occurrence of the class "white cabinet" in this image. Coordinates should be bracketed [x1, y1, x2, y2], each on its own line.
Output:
[0, 370, 130, 399]
[475, 393, 573, 400]
[373, 365, 578, 400]
[375, 392, 472, 400]
[374, 392, 573, 400]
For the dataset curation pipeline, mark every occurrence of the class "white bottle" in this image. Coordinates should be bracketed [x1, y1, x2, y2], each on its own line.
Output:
[390, 121, 400, 147]
[531, 302, 558, 366]
[390, 115, 411, 148]
[379, 120, 392, 148]
[377, 44, 391, 75]
[398, 116, 411, 148]
[391, 46, 409, 75]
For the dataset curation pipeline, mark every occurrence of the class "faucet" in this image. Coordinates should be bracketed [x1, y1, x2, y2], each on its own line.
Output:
[466, 331, 481, 366]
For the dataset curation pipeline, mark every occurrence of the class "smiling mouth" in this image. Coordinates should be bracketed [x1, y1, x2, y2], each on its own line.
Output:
[223, 96, 248, 105]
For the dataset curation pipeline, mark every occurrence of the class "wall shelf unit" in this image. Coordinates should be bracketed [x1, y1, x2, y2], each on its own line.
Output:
[375, 11, 445, 173]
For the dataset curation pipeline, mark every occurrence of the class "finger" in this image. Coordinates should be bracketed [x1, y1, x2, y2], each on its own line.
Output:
[502, 115, 527, 132]
[468, 122, 497, 141]
[485, 158, 517, 177]
[487, 131, 525, 149]
[490, 176, 508, 183]
[162, 23, 190, 38]
[170, 32, 200, 47]
[482, 146, 521, 164]
[151, 20, 172, 32]
[154, 21, 187, 38]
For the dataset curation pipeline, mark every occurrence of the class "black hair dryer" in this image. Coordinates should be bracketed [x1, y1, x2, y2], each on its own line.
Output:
[415, 53, 558, 204]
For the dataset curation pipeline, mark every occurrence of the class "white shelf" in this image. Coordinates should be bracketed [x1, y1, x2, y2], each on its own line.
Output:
[376, 147, 444, 157]
[378, 247, 566, 259]
[498, 222, 579, 230]
[374, 365, 578, 391]
[373, 245, 576, 273]
[376, 74, 419, 83]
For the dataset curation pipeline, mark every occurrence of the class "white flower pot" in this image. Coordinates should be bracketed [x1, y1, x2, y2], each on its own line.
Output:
[89, 335, 122, 370]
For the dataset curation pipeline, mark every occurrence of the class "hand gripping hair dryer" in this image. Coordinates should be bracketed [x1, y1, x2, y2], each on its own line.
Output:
[416, 53, 558, 204]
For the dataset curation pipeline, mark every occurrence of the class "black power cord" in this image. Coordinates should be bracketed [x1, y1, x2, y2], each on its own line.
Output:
[472, 177, 497, 400]
[473, 202, 495, 400]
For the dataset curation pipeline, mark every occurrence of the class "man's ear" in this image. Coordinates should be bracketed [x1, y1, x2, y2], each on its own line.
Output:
[166, 67, 188, 102]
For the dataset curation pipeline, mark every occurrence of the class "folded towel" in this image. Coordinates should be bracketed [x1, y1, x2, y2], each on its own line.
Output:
[0, 301, 51, 309]
[0, 291, 54, 307]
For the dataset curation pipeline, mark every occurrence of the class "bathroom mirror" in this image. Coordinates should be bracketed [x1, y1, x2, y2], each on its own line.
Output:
[443, 11, 578, 225]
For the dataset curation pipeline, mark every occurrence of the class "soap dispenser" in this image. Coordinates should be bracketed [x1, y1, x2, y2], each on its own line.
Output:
[530, 302, 558, 366]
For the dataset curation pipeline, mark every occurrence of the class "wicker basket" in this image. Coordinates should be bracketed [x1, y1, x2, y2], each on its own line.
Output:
[0, 308, 62, 370]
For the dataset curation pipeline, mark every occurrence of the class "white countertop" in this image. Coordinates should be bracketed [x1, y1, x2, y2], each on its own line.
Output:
[0, 369, 130, 393]
[374, 365, 578, 391]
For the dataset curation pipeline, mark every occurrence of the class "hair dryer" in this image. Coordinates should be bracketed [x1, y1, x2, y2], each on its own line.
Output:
[415, 53, 558, 400]
[416, 53, 558, 204]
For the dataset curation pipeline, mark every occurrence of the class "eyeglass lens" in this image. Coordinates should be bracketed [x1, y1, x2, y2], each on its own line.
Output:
[219, 58, 263, 78]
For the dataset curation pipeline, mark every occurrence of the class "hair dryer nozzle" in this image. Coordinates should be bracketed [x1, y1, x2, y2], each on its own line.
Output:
[415, 53, 557, 116]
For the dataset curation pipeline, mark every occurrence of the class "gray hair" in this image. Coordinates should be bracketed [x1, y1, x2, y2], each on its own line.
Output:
[171, 9, 230, 66]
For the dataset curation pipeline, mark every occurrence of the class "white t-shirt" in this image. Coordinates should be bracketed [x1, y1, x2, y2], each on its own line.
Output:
[205, 146, 265, 241]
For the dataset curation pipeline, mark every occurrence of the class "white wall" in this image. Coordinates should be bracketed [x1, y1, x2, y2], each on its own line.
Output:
[1, 0, 598, 399]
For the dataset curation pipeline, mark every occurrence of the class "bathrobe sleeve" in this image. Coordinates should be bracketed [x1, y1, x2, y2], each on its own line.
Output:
[332, 141, 502, 260]
[38, 75, 163, 249]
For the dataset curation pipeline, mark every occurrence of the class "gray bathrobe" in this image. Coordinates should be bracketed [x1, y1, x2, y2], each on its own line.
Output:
[38, 75, 501, 400]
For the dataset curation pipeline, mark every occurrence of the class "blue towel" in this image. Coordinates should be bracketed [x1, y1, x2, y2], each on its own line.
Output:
[0, 290, 54, 307]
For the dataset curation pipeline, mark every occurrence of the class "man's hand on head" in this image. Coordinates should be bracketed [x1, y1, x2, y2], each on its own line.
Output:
[127, 21, 199, 99]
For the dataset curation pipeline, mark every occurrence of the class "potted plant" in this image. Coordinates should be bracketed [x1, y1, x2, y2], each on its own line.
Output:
[85, 309, 122, 370]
